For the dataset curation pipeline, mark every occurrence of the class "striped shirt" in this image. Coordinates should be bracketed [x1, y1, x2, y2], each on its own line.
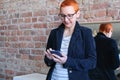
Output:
[51, 36, 71, 80]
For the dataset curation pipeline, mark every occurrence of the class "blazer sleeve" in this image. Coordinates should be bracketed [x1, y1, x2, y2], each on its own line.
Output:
[63, 28, 96, 71]
[44, 30, 55, 67]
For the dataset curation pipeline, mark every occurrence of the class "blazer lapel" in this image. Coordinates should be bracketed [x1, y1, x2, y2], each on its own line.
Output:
[68, 22, 83, 56]
[56, 24, 64, 51]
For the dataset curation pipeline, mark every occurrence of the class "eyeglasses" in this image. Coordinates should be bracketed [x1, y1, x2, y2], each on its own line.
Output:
[58, 12, 76, 20]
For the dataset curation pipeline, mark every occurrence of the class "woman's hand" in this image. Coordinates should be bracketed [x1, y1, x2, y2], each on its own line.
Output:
[45, 48, 67, 64]
[44, 48, 53, 60]
[52, 53, 67, 64]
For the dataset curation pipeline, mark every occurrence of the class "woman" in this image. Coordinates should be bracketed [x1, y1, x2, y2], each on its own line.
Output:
[44, 0, 96, 80]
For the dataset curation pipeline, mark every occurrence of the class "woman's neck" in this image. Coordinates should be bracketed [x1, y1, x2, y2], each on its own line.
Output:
[64, 27, 74, 37]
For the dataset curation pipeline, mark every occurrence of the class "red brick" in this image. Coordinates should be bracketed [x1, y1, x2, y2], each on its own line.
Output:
[33, 10, 47, 16]
[47, 22, 60, 28]
[0, 37, 5, 41]
[20, 12, 32, 17]
[19, 36, 32, 41]
[0, 15, 5, 20]
[8, 25, 18, 30]
[0, 4, 3, 9]
[0, 31, 5, 36]
[31, 49, 44, 55]
[12, 19, 17, 24]
[19, 49, 30, 54]
[49, 8, 59, 15]
[35, 43, 41, 48]
[18, 19, 24, 23]
[17, 30, 23, 35]
[19, 24, 32, 29]
[0, 26, 6, 30]
[5, 70, 14, 75]
[0, 20, 7, 25]
[33, 36, 47, 42]
[11, 31, 17, 36]
[107, 9, 119, 17]
[33, 23, 47, 28]
[38, 16, 46, 22]
[6, 48, 18, 54]
[83, 12, 94, 19]
[7, 36, 18, 41]
[26, 42, 34, 48]
[29, 55, 43, 60]
[19, 43, 27, 48]
[21, 54, 29, 59]
[5, 42, 11, 48]
[0, 0, 3, 4]
[0, 58, 6, 62]
[46, 0, 59, 8]
[95, 10, 106, 17]
[24, 17, 31, 23]
[35, 42, 46, 48]
[23, 30, 35, 35]
[91, 2, 109, 10]
[32, 17, 37, 22]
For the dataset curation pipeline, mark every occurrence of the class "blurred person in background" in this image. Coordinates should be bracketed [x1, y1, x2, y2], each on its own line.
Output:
[89, 23, 120, 80]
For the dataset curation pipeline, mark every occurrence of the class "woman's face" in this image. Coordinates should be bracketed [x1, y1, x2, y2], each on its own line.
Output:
[105, 25, 113, 38]
[59, 6, 80, 28]
[106, 29, 113, 38]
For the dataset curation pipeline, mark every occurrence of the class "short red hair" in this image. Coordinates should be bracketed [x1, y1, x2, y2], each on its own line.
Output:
[99, 23, 112, 33]
[60, 0, 79, 12]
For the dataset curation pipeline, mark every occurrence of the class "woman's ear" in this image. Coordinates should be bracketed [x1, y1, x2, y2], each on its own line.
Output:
[76, 10, 80, 18]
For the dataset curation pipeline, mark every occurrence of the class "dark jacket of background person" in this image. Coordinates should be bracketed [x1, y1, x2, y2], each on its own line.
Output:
[89, 32, 120, 80]
[44, 22, 96, 80]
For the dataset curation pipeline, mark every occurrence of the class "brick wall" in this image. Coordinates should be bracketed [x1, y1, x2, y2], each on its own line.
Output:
[0, 0, 120, 80]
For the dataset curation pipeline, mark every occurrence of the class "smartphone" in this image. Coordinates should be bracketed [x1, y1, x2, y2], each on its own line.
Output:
[50, 50, 62, 57]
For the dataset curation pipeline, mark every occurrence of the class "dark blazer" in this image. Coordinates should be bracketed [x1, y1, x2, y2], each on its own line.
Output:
[89, 32, 120, 80]
[44, 22, 96, 80]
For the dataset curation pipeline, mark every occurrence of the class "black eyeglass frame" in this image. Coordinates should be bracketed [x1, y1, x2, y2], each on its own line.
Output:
[58, 12, 77, 20]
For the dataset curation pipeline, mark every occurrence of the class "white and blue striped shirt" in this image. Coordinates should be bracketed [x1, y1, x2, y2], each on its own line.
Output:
[51, 36, 71, 80]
